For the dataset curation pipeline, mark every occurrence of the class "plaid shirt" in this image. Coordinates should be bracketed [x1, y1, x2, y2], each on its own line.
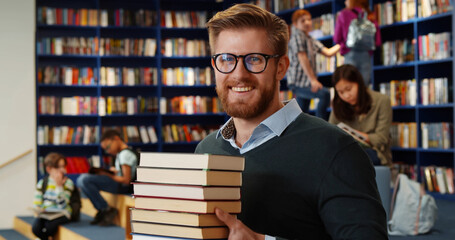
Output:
[287, 26, 323, 88]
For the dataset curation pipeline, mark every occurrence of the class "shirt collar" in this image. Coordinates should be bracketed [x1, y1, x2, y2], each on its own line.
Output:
[216, 99, 302, 140]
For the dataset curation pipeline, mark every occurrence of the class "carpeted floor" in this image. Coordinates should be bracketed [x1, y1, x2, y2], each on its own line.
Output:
[389, 198, 455, 240]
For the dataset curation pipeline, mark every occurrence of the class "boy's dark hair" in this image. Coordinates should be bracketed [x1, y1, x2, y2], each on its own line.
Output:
[100, 129, 122, 142]
[44, 152, 66, 168]
[331, 64, 372, 122]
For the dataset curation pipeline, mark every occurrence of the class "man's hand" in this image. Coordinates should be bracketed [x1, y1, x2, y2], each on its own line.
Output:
[215, 208, 265, 240]
[310, 79, 323, 93]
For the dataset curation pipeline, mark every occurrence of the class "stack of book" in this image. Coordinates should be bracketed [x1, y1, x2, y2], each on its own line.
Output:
[131, 152, 245, 240]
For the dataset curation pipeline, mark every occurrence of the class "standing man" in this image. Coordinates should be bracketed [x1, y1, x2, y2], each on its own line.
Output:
[195, 3, 387, 239]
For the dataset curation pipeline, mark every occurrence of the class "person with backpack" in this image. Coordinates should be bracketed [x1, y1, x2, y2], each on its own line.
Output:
[334, 0, 381, 86]
[287, 9, 340, 120]
[77, 129, 139, 226]
[32, 152, 76, 240]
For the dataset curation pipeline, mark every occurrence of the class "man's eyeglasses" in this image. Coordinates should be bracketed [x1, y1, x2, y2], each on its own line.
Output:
[212, 53, 281, 74]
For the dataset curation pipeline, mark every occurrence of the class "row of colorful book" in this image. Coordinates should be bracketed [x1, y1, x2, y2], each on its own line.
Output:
[38, 66, 98, 86]
[99, 96, 158, 115]
[307, 13, 334, 38]
[418, 0, 453, 18]
[131, 152, 245, 239]
[161, 124, 220, 143]
[391, 122, 418, 148]
[381, 38, 414, 66]
[418, 32, 451, 61]
[37, 37, 99, 56]
[38, 96, 98, 115]
[161, 11, 209, 28]
[99, 38, 157, 57]
[379, 79, 417, 106]
[38, 7, 159, 27]
[102, 126, 158, 144]
[162, 67, 213, 86]
[374, 0, 416, 26]
[161, 38, 210, 57]
[421, 122, 453, 149]
[100, 67, 158, 86]
[159, 96, 223, 115]
[422, 166, 454, 194]
[37, 125, 99, 145]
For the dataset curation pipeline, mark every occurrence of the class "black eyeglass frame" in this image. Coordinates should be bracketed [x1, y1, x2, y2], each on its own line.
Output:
[211, 53, 281, 74]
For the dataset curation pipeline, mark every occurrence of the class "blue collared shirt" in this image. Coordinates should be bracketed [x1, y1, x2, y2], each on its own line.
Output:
[216, 99, 302, 154]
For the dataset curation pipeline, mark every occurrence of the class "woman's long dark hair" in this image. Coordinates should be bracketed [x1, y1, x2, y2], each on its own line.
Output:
[332, 64, 372, 122]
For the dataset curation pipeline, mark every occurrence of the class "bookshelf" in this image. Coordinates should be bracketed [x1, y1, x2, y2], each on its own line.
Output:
[265, 0, 455, 200]
[35, 0, 240, 182]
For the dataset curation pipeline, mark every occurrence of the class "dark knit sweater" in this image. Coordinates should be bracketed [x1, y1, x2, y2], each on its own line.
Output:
[195, 113, 387, 240]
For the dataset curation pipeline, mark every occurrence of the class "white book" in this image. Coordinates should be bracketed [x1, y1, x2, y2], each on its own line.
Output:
[37, 126, 45, 145]
[107, 67, 116, 86]
[147, 126, 158, 143]
[64, 67, 73, 85]
[435, 167, 447, 194]
[139, 126, 150, 143]
[164, 39, 173, 57]
[46, 8, 55, 25]
[403, 124, 409, 148]
[159, 97, 167, 114]
[83, 125, 91, 144]
[53, 127, 61, 145]
[98, 97, 106, 116]
[187, 68, 195, 86]
[100, 10, 108, 27]
[407, 79, 417, 106]
[421, 123, 429, 149]
[421, 79, 429, 105]
[127, 98, 135, 115]
[54, 38, 63, 55]
[60, 126, 69, 144]
[127, 68, 135, 86]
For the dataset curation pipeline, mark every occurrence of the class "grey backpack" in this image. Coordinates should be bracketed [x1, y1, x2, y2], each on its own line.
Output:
[388, 174, 438, 235]
[346, 9, 376, 51]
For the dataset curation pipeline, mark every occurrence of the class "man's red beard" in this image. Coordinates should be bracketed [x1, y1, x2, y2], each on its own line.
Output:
[216, 78, 277, 119]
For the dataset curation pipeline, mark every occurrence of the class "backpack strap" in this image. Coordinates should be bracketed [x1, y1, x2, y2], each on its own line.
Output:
[40, 175, 49, 195]
[414, 184, 426, 235]
[388, 174, 402, 221]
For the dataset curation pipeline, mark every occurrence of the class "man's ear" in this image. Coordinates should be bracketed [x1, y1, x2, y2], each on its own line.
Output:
[211, 57, 216, 69]
[276, 55, 290, 81]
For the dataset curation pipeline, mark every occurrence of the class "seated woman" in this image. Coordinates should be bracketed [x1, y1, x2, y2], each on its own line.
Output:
[329, 64, 392, 166]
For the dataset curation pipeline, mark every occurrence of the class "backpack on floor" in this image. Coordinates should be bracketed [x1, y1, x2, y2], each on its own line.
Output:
[41, 175, 82, 222]
[388, 173, 438, 235]
[346, 9, 376, 51]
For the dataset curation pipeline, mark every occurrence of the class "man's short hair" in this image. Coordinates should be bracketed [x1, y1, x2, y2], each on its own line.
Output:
[291, 9, 311, 24]
[100, 129, 122, 142]
[44, 152, 66, 168]
[207, 3, 289, 56]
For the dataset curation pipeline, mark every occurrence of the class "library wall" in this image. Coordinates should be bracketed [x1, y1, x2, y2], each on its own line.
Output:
[0, 0, 36, 229]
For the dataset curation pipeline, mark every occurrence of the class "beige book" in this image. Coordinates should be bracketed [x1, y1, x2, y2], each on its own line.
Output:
[136, 167, 242, 186]
[131, 221, 228, 239]
[133, 196, 241, 214]
[139, 152, 245, 171]
[130, 208, 230, 227]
